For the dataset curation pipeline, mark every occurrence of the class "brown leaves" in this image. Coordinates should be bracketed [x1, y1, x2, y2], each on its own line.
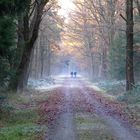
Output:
[86, 88, 140, 126]
[39, 89, 65, 124]
[38, 86, 139, 130]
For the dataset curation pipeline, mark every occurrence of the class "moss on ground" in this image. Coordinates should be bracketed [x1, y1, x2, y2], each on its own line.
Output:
[0, 90, 49, 140]
[0, 124, 47, 140]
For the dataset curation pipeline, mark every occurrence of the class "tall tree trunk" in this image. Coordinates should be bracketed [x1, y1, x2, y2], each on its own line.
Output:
[126, 0, 135, 91]
[40, 47, 44, 78]
[17, 46, 33, 91]
[9, 17, 24, 89]
[46, 45, 51, 77]
[91, 53, 95, 79]
[102, 46, 108, 78]
[15, 1, 49, 91]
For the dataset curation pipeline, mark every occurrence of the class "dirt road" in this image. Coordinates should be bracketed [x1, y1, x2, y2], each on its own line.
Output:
[41, 77, 140, 140]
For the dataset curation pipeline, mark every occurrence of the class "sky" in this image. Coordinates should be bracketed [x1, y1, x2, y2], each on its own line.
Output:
[58, 0, 75, 17]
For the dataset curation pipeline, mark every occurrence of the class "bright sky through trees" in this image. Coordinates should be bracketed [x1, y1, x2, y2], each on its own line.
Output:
[58, 0, 75, 17]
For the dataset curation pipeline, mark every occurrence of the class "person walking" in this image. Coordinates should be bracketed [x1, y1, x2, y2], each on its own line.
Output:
[74, 72, 77, 78]
[70, 72, 73, 78]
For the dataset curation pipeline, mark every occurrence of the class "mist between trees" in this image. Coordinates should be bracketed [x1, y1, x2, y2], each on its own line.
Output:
[0, 0, 140, 92]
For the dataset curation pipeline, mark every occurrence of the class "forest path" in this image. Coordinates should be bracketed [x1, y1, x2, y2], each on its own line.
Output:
[43, 77, 140, 140]
[45, 78, 77, 140]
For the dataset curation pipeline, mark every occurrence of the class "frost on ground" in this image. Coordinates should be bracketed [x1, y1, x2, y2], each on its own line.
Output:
[28, 75, 84, 91]
[27, 76, 66, 90]
[87, 80, 125, 91]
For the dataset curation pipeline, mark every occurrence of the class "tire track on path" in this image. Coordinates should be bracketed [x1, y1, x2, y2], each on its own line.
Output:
[79, 80, 140, 140]
[46, 79, 76, 140]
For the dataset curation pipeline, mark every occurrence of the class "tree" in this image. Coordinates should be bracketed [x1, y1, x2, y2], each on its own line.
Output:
[109, 33, 126, 80]
[30, 9, 62, 79]
[0, 0, 27, 88]
[0, 16, 16, 87]
[14, 0, 50, 91]
[126, 0, 135, 90]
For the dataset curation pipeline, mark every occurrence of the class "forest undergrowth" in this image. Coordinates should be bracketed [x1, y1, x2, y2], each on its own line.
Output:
[0, 89, 52, 140]
[93, 80, 140, 130]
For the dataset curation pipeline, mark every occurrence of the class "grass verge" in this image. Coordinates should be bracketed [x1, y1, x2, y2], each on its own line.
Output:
[75, 112, 116, 140]
[91, 80, 140, 130]
[0, 90, 49, 140]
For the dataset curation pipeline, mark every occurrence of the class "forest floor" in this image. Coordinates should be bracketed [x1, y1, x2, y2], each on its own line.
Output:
[1, 76, 140, 140]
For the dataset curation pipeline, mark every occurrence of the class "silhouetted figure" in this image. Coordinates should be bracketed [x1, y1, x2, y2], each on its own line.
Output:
[74, 72, 77, 78]
[70, 72, 73, 78]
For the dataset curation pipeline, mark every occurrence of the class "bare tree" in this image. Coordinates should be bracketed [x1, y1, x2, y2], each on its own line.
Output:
[30, 7, 62, 79]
